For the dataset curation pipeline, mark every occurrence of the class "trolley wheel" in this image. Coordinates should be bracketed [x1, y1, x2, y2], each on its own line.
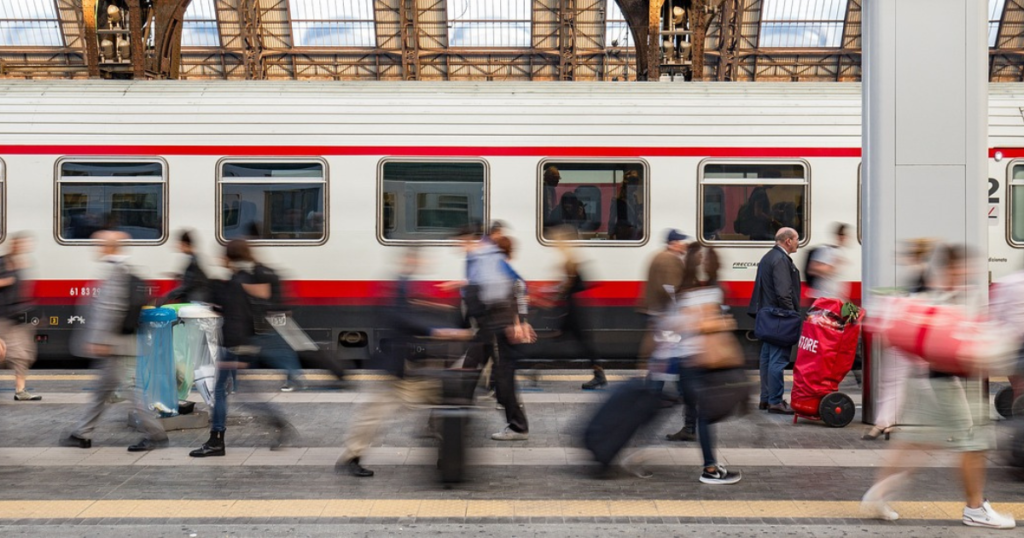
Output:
[1012, 395, 1024, 419]
[818, 392, 855, 428]
[995, 386, 1015, 419]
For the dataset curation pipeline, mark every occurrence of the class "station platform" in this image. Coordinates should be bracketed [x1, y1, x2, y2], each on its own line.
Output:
[0, 369, 1021, 537]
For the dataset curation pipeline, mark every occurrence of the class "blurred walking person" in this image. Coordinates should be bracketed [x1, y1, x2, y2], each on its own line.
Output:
[549, 227, 604, 389]
[157, 229, 210, 305]
[189, 240, 292, 458]
[637, 229, 689, 366]
[861, 245, 1015, 529]
[0, 233, 40, 401]
[338, 248, 472, 477]
[805, 223, 849, 301]
[749, 228, 801, 415]
[61, 231, 168, 451]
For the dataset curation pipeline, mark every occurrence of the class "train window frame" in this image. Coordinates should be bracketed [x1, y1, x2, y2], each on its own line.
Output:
[53, 157, 169, 246]
[376, 157, 490, 246]
[215, 157, 330, 246]
[697, 158, 811, 248]
[857, 162, 862, 245]
[0, 158, 5, 244]
[535, 158, 651, 247]
[1006, 159, 1024, 248]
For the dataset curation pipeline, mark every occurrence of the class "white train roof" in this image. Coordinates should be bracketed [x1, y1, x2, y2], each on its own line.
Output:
[0, 81, 1020, 149]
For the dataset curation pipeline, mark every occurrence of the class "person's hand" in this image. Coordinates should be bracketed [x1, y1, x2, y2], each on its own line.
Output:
[86, 343, 112, 357]
[436, 280, 467, 292]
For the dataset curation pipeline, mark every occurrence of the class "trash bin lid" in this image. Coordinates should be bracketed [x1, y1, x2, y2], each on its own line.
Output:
[140, 307, 177, 323]
[177, 305, 220, 319]
[161, 303, 192, 313]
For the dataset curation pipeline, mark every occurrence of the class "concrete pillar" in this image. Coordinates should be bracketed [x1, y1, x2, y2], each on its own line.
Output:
[861, 0, 988, 424]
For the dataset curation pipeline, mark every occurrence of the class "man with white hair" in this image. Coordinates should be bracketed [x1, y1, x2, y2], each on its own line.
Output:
[748, 227, 801, 415]
[61, 230, 168, 451]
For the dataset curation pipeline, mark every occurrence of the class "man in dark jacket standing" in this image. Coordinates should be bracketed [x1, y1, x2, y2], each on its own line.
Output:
[748, 227, 801, 415]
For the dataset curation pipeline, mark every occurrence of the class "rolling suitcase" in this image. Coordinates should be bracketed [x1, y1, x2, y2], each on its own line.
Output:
[584, 378, 661, 467]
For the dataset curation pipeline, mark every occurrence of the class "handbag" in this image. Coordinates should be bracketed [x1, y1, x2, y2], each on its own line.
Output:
[688, 302, 744, 370]
[754, 307, 803, 347]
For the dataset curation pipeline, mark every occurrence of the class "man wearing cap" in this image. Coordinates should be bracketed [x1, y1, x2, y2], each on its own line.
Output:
[637, 229, 690, 361]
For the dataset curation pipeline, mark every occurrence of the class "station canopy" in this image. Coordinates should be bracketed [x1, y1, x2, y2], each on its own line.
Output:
[1, 0, 1022, 81]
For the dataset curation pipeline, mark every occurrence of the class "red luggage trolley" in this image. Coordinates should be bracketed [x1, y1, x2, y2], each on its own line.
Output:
[791, 298, 864, 428]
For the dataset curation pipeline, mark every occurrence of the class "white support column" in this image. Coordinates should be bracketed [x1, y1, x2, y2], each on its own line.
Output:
[861, 0, 988, 424]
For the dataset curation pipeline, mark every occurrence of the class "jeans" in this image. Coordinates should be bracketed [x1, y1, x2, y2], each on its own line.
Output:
[211, 348, 284, 433]
[677, 362, 714, 467]
[253, 332, 302, 384]
[492, 333, 528, 433]
[759, 342, 791, 405]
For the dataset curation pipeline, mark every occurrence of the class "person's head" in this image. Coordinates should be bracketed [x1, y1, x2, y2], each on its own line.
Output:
[224, 239, 254, 267]
[400, 247, 423, 275]
[934, 244, 970, 291]
[495, 235, 514, 260]
[681, 243, 704, 292]
[453, 224, 483, 252]
[543, 166, 561, 187]
[833, 223, 848, 248]
[775, 227, 798, 254]
[178, 229, 195, 255]
[489, 220, 506, 241]
[666, 229, 690, 254]
[92, 230, 127, 259]
[9, 232, 33, 256]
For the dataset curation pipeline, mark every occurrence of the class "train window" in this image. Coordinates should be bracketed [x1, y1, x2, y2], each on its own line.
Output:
[218, 159, 327, 244]
[1009, 162, 1024, 245]
[699, 161, 809, 244]
[379, 160, 487, 243]
[56, 159, 167, 243]
[539, 161, 647, 244]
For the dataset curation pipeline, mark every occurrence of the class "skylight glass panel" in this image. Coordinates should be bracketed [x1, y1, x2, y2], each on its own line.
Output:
[290, 0, 376, 47]
[0, 0, 63, 47]
[605, 0, 631, 48]
[759, 0, 849, 48]
[182, 0, 220, 48]
[448, 0, 532, 48]
[989, 0, 1006, 47]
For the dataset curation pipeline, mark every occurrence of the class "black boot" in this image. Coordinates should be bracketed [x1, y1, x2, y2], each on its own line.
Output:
[582, 367, 608, 390]
[339, 457, 374, 477]
[666, 426, 696, 442]
[189, 431, 225, 457]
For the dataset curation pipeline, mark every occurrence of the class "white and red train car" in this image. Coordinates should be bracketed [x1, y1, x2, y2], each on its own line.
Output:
[0, 81, 1022, 362]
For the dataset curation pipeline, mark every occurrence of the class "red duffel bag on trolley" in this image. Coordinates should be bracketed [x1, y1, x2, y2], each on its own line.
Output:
[790, 298, 864, 424]
[867, 294, 1020, 377]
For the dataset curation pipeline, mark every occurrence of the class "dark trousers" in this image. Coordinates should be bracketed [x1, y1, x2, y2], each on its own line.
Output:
[492, 333, 528, 433]
[677, 363, 715, 468]
[560, 303, 600, 369]
[211, 348, 285, 433]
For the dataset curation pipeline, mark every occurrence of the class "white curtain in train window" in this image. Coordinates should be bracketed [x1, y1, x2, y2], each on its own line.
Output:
[380, 161, 486, 242]
[219, 161, 326, 242]
[57, 161, 165, 241]
[1010, 163, 1024, 244]
[0, 0, 63, 47]
[700, 162, 807, 243]
[540, 162, 646, 243]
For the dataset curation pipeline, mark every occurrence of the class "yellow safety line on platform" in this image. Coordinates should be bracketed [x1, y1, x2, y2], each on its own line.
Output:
[0, 499, 1020, 520]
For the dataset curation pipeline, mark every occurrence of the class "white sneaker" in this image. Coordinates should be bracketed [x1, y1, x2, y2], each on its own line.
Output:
[963, 501, 1016, 529]
[860, 485, 899, 521]
[491, 426, 528, 441]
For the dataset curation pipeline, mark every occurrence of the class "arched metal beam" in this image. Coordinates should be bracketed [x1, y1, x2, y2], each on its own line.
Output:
[150, 0, 193, 78]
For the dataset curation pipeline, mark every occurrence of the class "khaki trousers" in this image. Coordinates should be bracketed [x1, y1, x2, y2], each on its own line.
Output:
[340, 375, 440, 462]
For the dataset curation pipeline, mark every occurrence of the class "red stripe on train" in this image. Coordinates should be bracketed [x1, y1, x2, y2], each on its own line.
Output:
[0, 145, 862, 158]
[28, 279, 863, 308]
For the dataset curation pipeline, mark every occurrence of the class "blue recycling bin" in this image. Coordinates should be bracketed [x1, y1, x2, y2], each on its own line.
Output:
[136, 307, 178, 416]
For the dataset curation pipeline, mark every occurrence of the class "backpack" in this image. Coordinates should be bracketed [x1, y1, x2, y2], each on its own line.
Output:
[120, 270, 150, 335]
[802, 245, 830, 291]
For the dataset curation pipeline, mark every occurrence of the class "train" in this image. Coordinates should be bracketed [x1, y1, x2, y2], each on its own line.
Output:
[1, 80, 1023, 363]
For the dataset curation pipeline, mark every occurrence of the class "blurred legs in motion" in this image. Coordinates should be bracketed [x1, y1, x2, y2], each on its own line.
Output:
[338, 375, 440, 477]
[491, 335, 528, 439]
[66, 356, 167, 449]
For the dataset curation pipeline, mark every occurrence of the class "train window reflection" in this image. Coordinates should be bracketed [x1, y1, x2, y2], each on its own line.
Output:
[1010, 163, 1024, 244]
[699, 161, 808, 244]
[57, 159, 166, 243]
[539, 161, 647, 243]
[380, 160, 486, 243]
[218, 160, 327, 244]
